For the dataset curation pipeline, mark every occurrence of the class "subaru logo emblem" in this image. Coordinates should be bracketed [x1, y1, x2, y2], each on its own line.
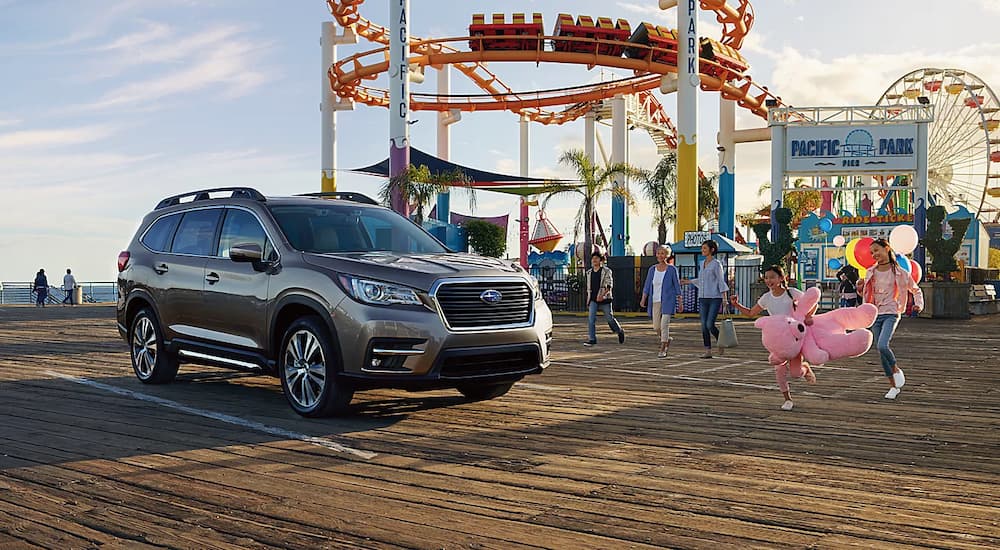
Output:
[480, 289, 503, 304]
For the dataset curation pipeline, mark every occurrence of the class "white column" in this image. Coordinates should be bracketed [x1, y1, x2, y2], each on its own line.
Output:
[611, 94, 626, 256]
[520, 115, 529, 176]
[718, 97, 736, 238]
[675, 0, 699, 238]
[769, 118, 786, 240]
[584, 111, 596, 164]
[321, 23, 356, 192]
[436, 66, 451, 222]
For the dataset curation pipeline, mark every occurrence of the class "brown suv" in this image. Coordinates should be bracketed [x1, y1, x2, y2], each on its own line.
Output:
[116, 187, 552, 416]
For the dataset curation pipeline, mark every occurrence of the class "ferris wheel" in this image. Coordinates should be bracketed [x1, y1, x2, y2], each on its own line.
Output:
[877, 68, 1000, 222]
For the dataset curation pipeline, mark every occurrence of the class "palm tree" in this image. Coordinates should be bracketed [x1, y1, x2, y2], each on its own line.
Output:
[541, 149, 642, 261]
[698, 171, 720, 230]
[380, 165, 474, 225]
[637, 152, 677, 244]
[751, 178, 822, 227]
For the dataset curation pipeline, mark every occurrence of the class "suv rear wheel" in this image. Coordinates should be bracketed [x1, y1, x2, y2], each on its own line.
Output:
[279, 316, 353, 417]
[129, 308, 179, 384]
[456, 382, 515, 401]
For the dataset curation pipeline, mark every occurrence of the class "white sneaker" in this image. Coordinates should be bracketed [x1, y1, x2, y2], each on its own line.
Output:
[892, 369, 906, 388]
[657, 351, 667, 358]
[885, 387, 901, 400]
[781, 400, 794, 411]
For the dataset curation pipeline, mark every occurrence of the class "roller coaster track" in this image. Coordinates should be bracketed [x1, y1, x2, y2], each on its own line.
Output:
[324, 0, 776, 127]
[329, 37, 782, 121]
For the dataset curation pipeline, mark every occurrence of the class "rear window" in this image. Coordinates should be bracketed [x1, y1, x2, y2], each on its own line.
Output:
[269, 203, 447, 254]
[141, 213, 181, 252]
[170, 209, 222, 256]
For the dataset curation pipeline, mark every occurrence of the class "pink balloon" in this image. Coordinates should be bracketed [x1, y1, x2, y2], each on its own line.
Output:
[909, 259, 922, 283]
[832, 235, 846, 247]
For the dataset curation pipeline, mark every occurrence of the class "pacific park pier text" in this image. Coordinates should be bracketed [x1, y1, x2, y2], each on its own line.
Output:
[790, 138, 915, 157]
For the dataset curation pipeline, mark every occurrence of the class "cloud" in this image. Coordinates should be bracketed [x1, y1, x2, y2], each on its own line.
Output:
[0, 116, 20, 127]
[95, 20, 173, 52]
[68, 28, 274, 112]
[0, 125, 116, 150]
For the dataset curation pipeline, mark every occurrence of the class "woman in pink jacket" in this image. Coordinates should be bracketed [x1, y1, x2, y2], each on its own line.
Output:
[857, 238, 924, 400]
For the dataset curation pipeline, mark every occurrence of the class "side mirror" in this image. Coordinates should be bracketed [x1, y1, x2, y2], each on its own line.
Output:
[230, 243, 263, 263]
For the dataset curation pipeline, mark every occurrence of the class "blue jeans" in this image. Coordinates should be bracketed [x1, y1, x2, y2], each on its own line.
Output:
[870, 313, 900, 376]
[699, 297, 722, 348]
[840, 297, 858, 308]
[588, 301, 622, 342]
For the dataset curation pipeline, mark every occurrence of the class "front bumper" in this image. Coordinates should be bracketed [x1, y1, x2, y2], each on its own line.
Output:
[333, 297, 553, 388]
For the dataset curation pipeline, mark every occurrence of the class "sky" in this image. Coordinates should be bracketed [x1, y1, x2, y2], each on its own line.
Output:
[3, 0, 1000, 281]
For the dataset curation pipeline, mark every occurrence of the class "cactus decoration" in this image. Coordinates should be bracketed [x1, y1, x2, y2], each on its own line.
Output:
[920, 205, 972, 281]
[752, 207, 797, 271]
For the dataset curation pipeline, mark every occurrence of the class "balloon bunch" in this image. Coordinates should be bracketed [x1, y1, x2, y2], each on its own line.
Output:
[840, 225, 922, 283]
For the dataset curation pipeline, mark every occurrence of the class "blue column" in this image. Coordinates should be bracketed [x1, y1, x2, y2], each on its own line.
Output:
[436, 192, 450, 224]
[719, 167, 735, 239]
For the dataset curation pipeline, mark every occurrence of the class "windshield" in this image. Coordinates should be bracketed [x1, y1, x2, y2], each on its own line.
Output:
[268, 203, 448, 254]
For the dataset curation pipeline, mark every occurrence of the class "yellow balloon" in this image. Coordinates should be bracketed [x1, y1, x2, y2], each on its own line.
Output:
[845, 238, 862, 269]
[858, 266, 867, 279]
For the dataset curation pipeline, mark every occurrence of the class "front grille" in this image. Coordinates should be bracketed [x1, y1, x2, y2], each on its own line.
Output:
[434, 280, 532, 329]
[439, 348, 540, 379]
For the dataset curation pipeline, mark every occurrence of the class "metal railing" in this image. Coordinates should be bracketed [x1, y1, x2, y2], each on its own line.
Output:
[0, 282, 119, 305]
[532, 264, 839, 314]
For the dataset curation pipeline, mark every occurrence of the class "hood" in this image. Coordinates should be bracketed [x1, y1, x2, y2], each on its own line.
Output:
[301, 251, 527, 290]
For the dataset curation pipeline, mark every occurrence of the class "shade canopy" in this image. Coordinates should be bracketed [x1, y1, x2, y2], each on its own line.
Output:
[351, 147, 578, 196]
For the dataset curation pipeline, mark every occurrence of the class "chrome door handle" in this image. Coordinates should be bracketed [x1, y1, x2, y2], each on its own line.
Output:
[205, 272, 220, 284]
[154, 264, 169, 274]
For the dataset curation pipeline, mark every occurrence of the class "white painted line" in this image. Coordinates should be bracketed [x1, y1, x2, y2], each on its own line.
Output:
[750, 367, 777, 377]
[516, 382, 572, 391]
[692, 360, 757, 375]
[45, 371, 376, 460]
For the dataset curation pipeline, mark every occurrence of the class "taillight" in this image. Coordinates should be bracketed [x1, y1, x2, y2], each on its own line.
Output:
[117, 251, 130, 272]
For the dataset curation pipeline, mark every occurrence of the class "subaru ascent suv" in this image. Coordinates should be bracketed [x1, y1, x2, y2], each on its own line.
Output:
[117, 187, 552, 416]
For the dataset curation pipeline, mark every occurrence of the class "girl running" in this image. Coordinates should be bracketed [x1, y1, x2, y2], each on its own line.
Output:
[856, 238, 923, 399]
[730, 265, 817, 411]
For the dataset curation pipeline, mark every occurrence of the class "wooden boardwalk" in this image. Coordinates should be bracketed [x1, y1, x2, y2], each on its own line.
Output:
[1, 305, 997, 549]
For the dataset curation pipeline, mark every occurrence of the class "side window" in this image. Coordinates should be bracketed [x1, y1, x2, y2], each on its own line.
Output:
[170, 209, 222, 256]
[217, 209, 269, 258]
[141, 213, 181, 252]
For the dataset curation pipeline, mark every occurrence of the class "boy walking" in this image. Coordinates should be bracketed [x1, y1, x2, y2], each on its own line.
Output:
[583, 251, 625, 346]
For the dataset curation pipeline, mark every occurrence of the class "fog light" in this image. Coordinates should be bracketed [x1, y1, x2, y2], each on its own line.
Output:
[371, 358, 382, 367]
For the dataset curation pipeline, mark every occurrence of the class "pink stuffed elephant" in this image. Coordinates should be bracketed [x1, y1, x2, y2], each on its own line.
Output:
[754, 287, 877, 367]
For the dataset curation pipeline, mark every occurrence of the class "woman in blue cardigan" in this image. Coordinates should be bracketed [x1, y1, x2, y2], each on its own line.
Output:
[639, 245, 682, 358]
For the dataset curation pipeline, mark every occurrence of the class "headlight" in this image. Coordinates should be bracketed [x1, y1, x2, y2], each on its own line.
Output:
[529, 275, 542, 301]
[338, 275, 422, 306]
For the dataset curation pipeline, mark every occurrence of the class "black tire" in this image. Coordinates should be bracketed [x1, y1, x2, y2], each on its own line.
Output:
[456, 381, 515, 401]
[279, 316, 353, 417]
[129, 308, 179, 384]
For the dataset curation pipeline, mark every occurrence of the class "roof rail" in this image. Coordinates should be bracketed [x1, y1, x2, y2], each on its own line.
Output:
[155, 187, 266, 210]
[296, 191, 379, 205]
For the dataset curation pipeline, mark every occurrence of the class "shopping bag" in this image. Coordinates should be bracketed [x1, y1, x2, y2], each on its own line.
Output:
[718, 318, 739, 348]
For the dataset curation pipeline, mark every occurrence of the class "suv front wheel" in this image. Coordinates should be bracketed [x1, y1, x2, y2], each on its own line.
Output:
[129, 308, 180, 384]
[279, 316, 353, 417]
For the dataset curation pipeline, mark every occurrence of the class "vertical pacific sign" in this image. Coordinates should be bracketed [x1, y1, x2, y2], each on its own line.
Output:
[388, 0, 410, 214]
[675, 0, 699, 237]
[685, 0, 697, 77]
